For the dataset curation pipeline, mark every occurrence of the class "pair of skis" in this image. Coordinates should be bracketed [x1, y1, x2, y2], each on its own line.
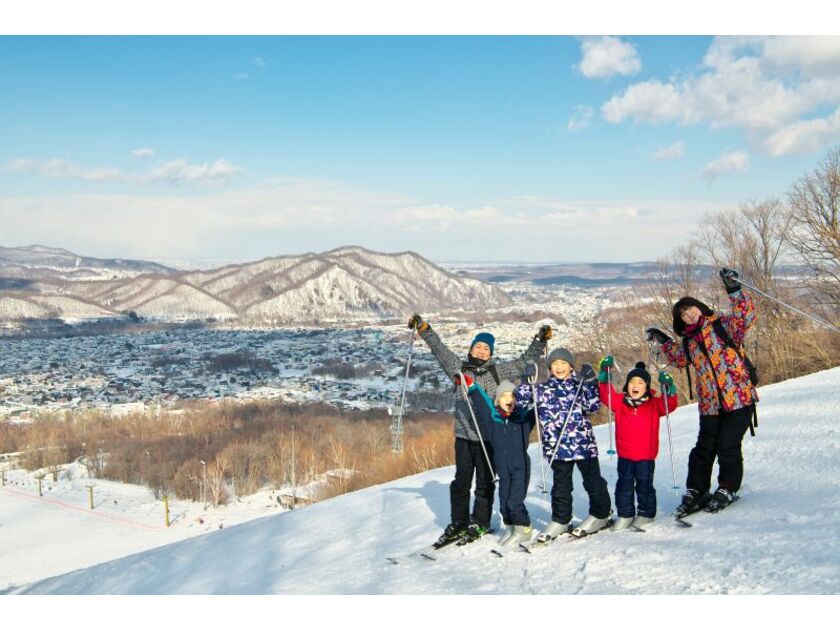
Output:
[673, 495, 740, 527]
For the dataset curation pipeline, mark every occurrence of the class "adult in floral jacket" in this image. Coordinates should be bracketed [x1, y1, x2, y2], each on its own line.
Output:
[646, 268, 758, 515]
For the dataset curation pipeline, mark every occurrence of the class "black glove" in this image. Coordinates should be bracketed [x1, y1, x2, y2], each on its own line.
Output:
[720, 268, 741, 293]
[579, 363, 596, 383]
[522, 364, 537, 379]
[407, 313, 429, 332]
[537, 324, 553, 342]
[646, 327, 673, 345]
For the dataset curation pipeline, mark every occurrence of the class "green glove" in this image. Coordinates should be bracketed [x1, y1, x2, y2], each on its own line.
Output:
[658, 370, 676, 396]
[597, 355, 614, 383]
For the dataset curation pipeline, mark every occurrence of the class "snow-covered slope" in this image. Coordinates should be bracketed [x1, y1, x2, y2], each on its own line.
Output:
[11, 367, 840, 594]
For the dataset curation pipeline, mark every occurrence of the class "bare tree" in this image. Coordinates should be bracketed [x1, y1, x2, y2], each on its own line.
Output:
[786, 146, 840, 318]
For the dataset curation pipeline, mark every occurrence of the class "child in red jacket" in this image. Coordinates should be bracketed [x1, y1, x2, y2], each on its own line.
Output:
[598, 358, 678, 530]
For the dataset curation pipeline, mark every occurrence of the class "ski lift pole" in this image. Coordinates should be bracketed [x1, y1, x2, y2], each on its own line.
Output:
[529, 362, 548, 493]
[542, 377, 586, 488]
[736, 278, 840, 334]
[456, 371, 498, 482]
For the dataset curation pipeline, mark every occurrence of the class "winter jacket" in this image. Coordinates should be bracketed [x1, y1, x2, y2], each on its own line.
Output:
[662, 289, 757, 416]
[467, 383, 535, 468]
[419, 326, 546, 441]
[515, 374, 601, 462]
[599, 383, 678, 461]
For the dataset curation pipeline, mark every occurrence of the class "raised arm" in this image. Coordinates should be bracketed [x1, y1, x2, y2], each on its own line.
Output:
[498, 325, 550, 380]
[411, 315, 461, 381]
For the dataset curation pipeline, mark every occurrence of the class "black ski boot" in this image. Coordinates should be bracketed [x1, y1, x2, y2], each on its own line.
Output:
[458, 522, 493, 545]
[705, 487, 737, 513]
[674, 488, 711, 519]
[434, 523, 467, 549]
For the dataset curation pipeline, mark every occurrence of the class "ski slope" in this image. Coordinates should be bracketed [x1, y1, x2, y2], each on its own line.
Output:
[9, 367, 840, 595]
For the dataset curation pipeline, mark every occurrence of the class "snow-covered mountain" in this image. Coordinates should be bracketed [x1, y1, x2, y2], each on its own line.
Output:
[9, 366, 840, 595]
[0, 246, 510, 324]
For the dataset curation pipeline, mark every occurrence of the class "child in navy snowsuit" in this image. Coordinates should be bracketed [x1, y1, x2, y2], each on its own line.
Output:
[460, 376, 535, 546]
[515, 348, 612, 540]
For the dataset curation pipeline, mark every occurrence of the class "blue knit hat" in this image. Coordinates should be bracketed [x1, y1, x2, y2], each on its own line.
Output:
[470, 332, 495, 355]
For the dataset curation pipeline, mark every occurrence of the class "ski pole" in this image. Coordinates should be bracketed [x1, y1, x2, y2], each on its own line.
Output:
[736, 278, 840, 334]
[606, 367, 616, 457]
[392, 329, 416, 452]
[542, 377, 586, 487]
[529, 362, 548, 493]
[647, 337, 680, 495]
[456, 371, 498, 483]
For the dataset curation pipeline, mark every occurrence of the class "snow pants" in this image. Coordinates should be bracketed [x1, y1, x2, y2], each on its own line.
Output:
[495, 449, 531, 527]
[550, 457, 611, 524]
[687, 405, 753, 494]
[615, 457, 656, 518]
[451, 437, 496, 529]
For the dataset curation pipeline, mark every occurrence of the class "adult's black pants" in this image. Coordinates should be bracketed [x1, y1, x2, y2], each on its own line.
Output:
[451, 437, 496, 529]
[686, 405, 754, 494]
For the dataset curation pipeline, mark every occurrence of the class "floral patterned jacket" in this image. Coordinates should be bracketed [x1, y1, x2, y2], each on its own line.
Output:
[662, 289, 758, 416]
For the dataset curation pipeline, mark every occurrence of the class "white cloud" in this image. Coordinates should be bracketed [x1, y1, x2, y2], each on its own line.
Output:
[700, 150, 750, 183]
[566, 105, 593, 133]
[601, 36, 840, 156]
[578, 36, 641, 79]
[762, 107, 840, 156]
[131, 148, 155, 158]
[4, 157, 244, 186]
[652, 142, 686, 160]
[252, 57, 267, 67]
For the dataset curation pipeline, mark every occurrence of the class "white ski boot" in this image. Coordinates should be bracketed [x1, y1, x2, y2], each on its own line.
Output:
[571, 514, 610, 537]
[633, 515, 654, 528]
[498, 524, 515, 546]
[502, 525, 533, 547]
[535, 520, 572, 543]
[612, 516, 635, 531]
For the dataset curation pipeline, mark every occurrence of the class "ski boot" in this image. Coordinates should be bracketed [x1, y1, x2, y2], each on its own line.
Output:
[433, 522, 467, 549]
[501, 525, 533, 547]
[535, 520, 572, 543]
[612, 516, 636, 531]
[570, 514, 611, 537]
[674, 488, 711, 519]
[458, 522, 492, 545]
[498, 524, 515, 546]
[705, 487, 737, 513]
[633, 515, 655, 528]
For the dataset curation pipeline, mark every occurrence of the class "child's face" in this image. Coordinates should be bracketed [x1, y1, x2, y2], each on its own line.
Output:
[497, 392, 515, 414]
[680, 305, 702, 326]
[470, 342, 491, 361]
[627, 377, 648, 400]
[550, 360, 573, 380]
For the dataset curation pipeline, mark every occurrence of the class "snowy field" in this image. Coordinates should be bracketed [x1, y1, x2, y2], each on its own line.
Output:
[4, 366, 840, 595]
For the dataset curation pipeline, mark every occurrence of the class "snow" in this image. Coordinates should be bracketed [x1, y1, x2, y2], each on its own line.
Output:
[4, 367, 840, 595]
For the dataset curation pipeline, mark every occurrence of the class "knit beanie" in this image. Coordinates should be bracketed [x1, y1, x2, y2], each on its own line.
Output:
[624, 361, 652, 393]
[672, 296, 715, 337]
[547, 347, 574, 369]
[470, 332, 495, 355]
[494, 380, 517, 406]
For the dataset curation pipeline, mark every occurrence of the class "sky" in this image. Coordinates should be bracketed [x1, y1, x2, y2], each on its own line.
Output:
[2, 33, 840, 265]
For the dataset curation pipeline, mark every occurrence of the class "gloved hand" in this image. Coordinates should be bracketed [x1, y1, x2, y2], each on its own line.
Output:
[597, 355, 614, 383]
[522, 364, 537, 379]
[658, 370, 677, 396]
[579, 363, 597, 383]
[646, 327, 673, 345]
[454, 373, 474, 388]
[720, 268, 741, 294]
[407, 313, 429, 332]
[537, 324, 553, 342]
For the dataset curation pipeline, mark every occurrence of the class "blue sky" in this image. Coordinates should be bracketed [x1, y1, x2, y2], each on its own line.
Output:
[2, 35, 839, 264]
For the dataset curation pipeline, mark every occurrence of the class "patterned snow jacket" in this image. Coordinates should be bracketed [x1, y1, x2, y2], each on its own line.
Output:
[515, 374, 601, 462]
[419, 327, 546, 441]
[599, 383, 678, 462]
[662, 289, 758, 416]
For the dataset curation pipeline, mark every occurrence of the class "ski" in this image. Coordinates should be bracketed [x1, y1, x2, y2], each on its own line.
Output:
[490, 548, 504, 558]
[568, 518, 617, 540]
[674, 495, 740, 527]
[385, 534, 465, 564]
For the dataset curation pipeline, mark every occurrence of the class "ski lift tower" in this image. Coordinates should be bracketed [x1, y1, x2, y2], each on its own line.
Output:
[390, 329, 416, 454]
